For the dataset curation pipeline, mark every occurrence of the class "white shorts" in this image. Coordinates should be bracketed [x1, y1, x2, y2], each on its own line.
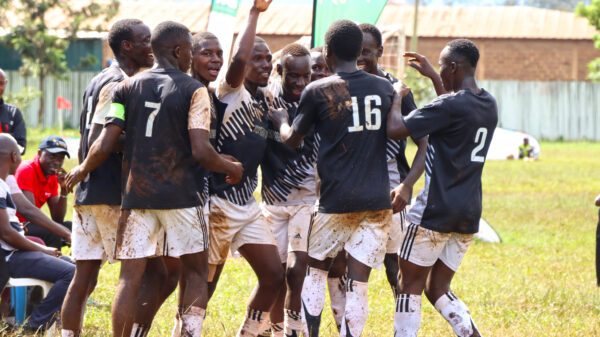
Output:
[386, 209, 407, 254]
[72, 205, 120, 263]
[307, 209, 392, 270]
[398, 224, 473, 272]
[260, 203, 313, 263]
[115, 206, 208, 259]
[208, 196, 276, 265]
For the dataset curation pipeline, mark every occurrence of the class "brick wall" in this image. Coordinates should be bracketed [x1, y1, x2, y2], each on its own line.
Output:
[407, 37, 600, 81]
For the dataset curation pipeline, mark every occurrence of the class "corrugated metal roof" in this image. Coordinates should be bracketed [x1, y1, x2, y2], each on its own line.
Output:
[5, 2, 598, 40]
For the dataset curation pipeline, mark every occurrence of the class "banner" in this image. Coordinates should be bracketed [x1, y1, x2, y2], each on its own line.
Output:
[206, 0, 241, 75]
[312, 0, 389, 48]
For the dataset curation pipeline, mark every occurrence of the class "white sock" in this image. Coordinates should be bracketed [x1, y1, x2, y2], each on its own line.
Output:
[237, 308, 269, 337]
[130, 323, 150, 337]
[283, 309, 302, 337]
[394, 294, 422, 337]
[434, 292, 481, 337]
[170, 314, 181, 337]
[270, 322, 283, 337]
[181, 306, 206, 337]
[327, 275, 347, 331]
[61, 330, 76, 337]
[340, 279, 368, 337]
[301, 267, 328, 336]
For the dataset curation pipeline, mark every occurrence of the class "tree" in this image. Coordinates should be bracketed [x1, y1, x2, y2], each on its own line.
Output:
[577, 0, 600, 81]
[0, 0, 119, 126]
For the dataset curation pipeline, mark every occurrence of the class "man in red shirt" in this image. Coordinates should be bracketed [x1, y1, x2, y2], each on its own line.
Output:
[15, 136, 71, 248]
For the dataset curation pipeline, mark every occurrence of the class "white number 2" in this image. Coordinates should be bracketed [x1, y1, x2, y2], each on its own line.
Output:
[144, 101, 161, 137]
[347, 95, 382, 133]
[471, 127, 488, 163]
[85, 97, 93, 129]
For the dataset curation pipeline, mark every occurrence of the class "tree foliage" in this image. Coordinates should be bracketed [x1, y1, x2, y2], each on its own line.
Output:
[0, 0, 119, 124]
[576, 0, 600, 81]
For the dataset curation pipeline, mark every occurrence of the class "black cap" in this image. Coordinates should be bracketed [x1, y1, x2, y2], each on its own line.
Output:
[39, 136, 70, 158]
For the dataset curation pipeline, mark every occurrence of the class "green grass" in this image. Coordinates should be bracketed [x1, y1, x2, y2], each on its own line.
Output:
[8, 130, 600, 336]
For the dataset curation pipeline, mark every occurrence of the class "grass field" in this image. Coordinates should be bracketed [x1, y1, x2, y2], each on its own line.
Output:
[6, 129, 600, 336]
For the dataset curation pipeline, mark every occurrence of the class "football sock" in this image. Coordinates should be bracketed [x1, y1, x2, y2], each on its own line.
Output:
[301, 267, 327, 337]
[434, 292, 481, 337]
[130, 323, 150, 337]
[393, 293, 422, 337]
[237, 308, 269, 337]
[283, 309, 302, 337]
[180, 306, 206, 337]
[340, 279, 368, 337]
[327, 275, 347, 331]
[170, 309, 182, 337]
[270, 322, 283, 337]
[61, 330, 76, 337]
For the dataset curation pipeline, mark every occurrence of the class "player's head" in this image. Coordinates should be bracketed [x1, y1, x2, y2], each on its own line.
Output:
[310, 47, 331, 82]
[439, 39, 479, 92]
[151, 21, 193, 73]
[523, 138, 529, 145]
[323, 20, 363, 70]
[276, 43, 311, 101]
[245, 36, 273, 88]
[0, 68, 6, 99]
[108, 19, 154, 68]
[0, 134, 21, 175]
[357, 23, 383, 75]
[191, 32, 223, 85]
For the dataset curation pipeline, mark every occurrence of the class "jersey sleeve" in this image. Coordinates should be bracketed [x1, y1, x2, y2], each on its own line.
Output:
[188, 87, 211, 131]
[105, 81, 129, 130]
[10, 107, 27, 154]
[91, 81, 120, 126]
[292, 86, 319, 136]
[14, 165, 35, 194]
[5, 176, 22, 195]
[215, 75, 241, 100]
[402, 95, 454, 140]
[0, 183, 9, 209]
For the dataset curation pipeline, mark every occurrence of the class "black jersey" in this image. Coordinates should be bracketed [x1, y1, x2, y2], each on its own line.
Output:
[261, 93, 318, 206]
[210, 79, 272, 205]
[75, 63, 125, 206]
[404, 88, 498, 234]
[293, 71, 394, 214]
[106, 68, 211, 210]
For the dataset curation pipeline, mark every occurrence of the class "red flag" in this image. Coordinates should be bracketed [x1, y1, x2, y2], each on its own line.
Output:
[56, 96, 72, 110]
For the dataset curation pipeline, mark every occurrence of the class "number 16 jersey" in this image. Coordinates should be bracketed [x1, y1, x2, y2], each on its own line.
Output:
[403, 88, 498, 234]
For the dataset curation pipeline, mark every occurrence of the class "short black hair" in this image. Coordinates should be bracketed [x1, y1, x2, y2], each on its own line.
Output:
[281, 43, 310, 58]
[358, 23, 382, 48]
[446, 39, 479, 68]
[108, 19, 144, 56]
[255, 36, 267, 45]
[192, 32, 218, 50]
[310, 46, 324, 53]
[324, 20, 363, 61]
[151, 21, 191, 56]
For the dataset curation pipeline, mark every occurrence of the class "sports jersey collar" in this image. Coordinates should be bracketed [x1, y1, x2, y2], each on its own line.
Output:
[33, 154, 49, 182]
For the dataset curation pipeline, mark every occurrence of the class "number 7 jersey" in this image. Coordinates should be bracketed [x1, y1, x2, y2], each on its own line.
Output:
[403, 88, 498, 234]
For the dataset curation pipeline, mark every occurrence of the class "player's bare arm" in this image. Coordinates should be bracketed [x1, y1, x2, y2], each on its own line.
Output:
[404, 52, 447, 96]
[189, 129, 244, 184]
[391, 135, 428, 213]
[387, 88, 413, 140]
[0, 208, 60, 257]
[11, 192, 71, 241]
[225, 0, 271, 88]
[595, 193, 600, 206]
[268, 107, 304, 148]
[65, 124, 123, 192]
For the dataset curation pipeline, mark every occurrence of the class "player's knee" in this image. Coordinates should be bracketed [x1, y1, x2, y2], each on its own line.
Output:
[259, 265, 285, 289]
[424, 283, 449, 303]
[286, 263, 306, 291]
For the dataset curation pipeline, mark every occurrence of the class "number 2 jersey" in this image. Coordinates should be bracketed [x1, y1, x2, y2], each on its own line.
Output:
[293, 70, 394, 214]
[403, 88, 498, 234]
[106, 68, 211, 210]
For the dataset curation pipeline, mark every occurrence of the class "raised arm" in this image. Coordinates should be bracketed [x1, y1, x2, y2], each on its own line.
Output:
[225, 0, 271, 88]
[387, 88, 413, 141]
[404, 52, 447, 96]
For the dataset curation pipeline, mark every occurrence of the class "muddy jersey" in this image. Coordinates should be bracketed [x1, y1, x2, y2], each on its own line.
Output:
[106, 68, 211, 210]
[261, 93, 319, 206]
[198, 92, 225, 202]
[404, 88, 498, 234]
[211, 78, 272, 206]
[75, 63, 125, 206]
[293, 71, 394, 214]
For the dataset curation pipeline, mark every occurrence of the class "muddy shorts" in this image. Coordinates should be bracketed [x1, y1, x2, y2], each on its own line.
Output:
[260, 202, 313, 263]
[386, 209, 407, 254]
[307, 209, 392, 270]
[115, 206, 208, 259]
[208, 196, 276, 265]
[398, 224, 473, 271]
[72, 205, 120, 263]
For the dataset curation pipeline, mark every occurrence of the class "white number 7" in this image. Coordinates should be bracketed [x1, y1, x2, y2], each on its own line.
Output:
[145, 101, 161, 137]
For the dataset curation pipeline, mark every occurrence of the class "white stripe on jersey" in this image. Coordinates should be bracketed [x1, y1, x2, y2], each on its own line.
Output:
[406, 143, 435, 226]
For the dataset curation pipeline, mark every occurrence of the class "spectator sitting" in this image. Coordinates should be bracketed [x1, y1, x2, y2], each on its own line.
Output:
[0, 134, 74, 332]
[519, 137, 535, 161]
[15, 136, 72, 249]
[0, 68, 27, 154]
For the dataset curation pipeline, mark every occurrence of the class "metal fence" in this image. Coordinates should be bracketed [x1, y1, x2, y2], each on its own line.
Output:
[5, 71, 600, 141]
